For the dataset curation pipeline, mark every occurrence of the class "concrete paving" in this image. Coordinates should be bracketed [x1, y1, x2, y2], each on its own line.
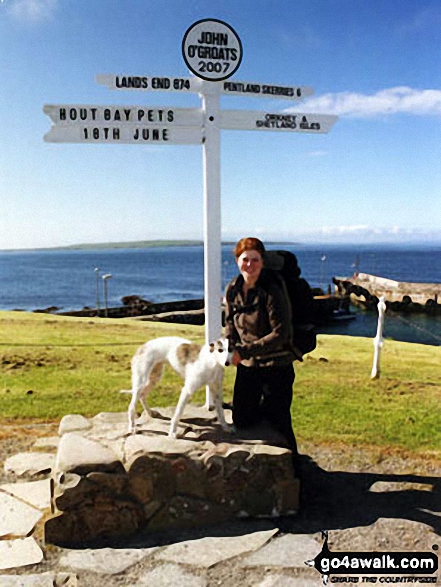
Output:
[58, 546, 159, 574]
[155, 528, 279, 567]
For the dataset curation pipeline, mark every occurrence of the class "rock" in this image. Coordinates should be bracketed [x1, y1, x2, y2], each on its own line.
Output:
[121, 295, 152, 307]
[58, 414, 92, 435]
[156, 528, 279, 567]
[4, 453, 55, 478]
[54, 433, 124, 476]
[0, 479, 51, 510]
[0, 574, 77, 586]
[0, 537, 44, 570]
[257, 577, 318, 587]
[0, 492, 43, 538]
[59, 546, 158, 574]
[137, 563, 207, 587]
[241, 534, 320, 568]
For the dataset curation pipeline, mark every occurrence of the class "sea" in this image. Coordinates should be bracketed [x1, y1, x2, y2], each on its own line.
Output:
[1, 243, 440, 346]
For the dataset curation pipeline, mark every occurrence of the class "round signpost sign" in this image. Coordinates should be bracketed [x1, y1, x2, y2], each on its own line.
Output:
[182, 19, 243, 82]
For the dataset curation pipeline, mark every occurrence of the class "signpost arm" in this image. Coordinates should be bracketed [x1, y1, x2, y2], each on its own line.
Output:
[201, 85, 222, 407]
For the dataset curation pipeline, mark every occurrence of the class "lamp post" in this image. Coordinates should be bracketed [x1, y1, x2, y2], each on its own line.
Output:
[102, 273, 112, 317]
[94, 268, 101, 315]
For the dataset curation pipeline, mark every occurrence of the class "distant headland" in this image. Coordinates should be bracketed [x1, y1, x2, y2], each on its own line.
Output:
[0, 240, 300, 253]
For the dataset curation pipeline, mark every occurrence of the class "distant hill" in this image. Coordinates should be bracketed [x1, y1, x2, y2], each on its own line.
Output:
[1, 240, 300, 252]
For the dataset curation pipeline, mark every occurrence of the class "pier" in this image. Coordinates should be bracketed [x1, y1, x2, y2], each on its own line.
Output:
[334, 272, 441, 314]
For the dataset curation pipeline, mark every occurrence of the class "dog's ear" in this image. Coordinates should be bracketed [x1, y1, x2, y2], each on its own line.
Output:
[209, 342, 215, 353]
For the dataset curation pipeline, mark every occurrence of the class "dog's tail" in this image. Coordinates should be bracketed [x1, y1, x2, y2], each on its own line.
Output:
[119, 389, 132, 395]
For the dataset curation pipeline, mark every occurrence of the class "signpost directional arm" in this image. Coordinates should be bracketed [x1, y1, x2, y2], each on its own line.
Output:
[221, 110, 338, 133]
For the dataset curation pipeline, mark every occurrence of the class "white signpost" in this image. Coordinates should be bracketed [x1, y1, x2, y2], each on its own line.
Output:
[43, 19, 338, 370]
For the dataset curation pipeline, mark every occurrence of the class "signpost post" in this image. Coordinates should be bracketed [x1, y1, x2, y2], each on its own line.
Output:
[44, 19, 338, 393]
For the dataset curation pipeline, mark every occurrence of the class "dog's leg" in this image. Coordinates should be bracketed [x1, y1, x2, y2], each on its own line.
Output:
[209, 372, 229, 431]
[203, 384, 215, 411]
[169, 384, 193, 438]
[127, 357, 157, 434]
[138, 362, 164, 419]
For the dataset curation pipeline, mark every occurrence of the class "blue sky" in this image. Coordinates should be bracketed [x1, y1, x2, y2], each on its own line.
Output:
[1, 0, 441, 249]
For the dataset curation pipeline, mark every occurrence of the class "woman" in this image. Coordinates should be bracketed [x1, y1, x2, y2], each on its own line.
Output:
[224, 237, 298, 454]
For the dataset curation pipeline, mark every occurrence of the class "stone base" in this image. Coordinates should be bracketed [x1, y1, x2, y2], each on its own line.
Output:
[45, 407, 299, 545]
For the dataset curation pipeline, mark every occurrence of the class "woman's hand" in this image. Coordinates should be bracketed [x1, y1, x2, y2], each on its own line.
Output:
[232, 350, 242, 366]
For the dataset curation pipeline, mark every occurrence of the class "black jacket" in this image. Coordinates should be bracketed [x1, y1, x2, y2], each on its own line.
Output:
[225, 270, 295, 368]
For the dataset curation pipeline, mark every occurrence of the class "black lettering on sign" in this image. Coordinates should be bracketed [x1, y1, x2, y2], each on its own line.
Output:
[173, 78, 191, 90]
[152, 77, 171, 89]
[133, 128, 170, 141]
[115, 76, 148, 89]
[83, 127, 120, 140]
[198, 31, 228, 45]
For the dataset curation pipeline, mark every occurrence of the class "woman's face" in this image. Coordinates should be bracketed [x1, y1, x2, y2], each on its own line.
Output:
[237, 249, 263, 283]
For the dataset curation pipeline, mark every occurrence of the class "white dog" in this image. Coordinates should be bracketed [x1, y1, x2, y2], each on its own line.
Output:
[123, 336, 233, 438]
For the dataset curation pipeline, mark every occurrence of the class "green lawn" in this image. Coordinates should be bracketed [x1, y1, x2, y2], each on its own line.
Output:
[1, 311, 440, 457]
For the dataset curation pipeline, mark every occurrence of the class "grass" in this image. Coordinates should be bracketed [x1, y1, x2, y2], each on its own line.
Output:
[0, 311, 440, 458]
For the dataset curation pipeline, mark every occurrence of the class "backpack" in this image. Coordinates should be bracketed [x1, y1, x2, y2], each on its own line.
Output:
[264, 250, 317, 360]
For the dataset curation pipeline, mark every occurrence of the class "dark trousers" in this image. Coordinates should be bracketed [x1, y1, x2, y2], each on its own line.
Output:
[232, 363, 298, 454]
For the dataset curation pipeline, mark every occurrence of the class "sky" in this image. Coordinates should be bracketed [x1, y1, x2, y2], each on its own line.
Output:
[1, 0, 441, 249]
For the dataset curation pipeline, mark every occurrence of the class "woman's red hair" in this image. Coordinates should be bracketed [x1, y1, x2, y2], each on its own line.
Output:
[233, 237, 266, 259]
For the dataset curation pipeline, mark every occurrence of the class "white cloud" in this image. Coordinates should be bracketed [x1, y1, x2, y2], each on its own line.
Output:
[312, 225, 441, 243]
[6, 0, 57, 22]
[286, 87, 441, 118]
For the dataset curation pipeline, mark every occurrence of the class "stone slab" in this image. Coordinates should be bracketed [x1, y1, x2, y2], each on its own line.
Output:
[0, 537, 44, 570]
[156, 527, 279, 568]
[92, 411, 128, 425]
[55, 432, 123, 475]
[0, 491, 43, 538]
[0, 574, 77, 586]
[241, 534, 320, 569]
[136, 563, 207, 587]
[59, 545, 159, 574]
[257, 576, 319, 587]
[59, 414, 92, 435]
[4, 453, 55, 478]
[124, 434, 198, 463]
[1, 479, 51, 510]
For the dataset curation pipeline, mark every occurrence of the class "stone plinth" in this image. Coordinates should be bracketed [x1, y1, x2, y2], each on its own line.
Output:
[45, 408, 299, 545]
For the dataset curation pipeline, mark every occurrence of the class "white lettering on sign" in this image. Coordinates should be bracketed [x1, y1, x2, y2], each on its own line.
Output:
[222, 81, 314, 100]
[220, 110, 338, 133]
[95, 74, 202, 93]
[43, 105, 203, 126]
[44, 124, 203, 145]
[182, 19, 243, 81]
